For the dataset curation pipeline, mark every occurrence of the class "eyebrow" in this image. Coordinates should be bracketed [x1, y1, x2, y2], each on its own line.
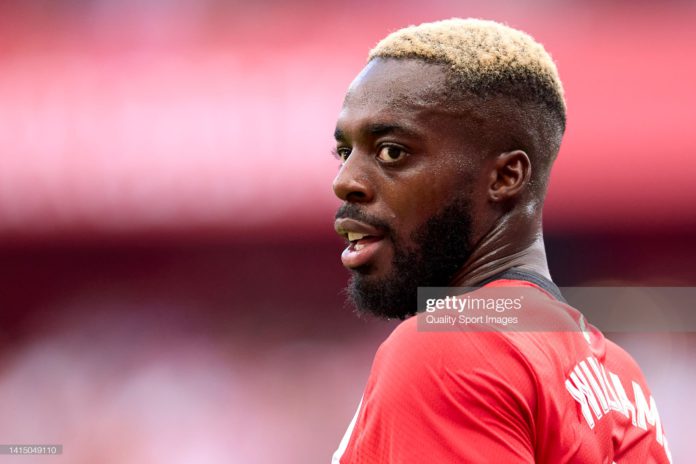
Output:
[334, 123, 419, 142]
[334, 127, 346, 141]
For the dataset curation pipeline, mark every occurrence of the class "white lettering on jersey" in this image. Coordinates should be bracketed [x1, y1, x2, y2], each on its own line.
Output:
[609, 371, 636, 424]
[565, 368, 600, 428]
[579, 360, 609, 413]
[588, 357, 623, 414]
[633, 381, 663, 445]
[565, 356, 670, 462]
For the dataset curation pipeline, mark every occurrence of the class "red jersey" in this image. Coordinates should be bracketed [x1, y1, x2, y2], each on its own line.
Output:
[333, 275, 672, 463]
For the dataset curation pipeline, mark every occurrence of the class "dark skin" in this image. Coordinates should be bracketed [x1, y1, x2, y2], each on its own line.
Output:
[333, 57, 552, 288]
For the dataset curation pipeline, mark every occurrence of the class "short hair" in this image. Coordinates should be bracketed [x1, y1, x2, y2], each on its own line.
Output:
[368, 18, 566, 196]
[368, 18, 566, 131]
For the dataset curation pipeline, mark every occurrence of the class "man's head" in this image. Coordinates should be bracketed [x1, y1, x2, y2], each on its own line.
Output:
[332, 18, 566, 319]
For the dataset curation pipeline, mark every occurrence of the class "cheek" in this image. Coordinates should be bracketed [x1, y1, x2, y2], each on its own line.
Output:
[383, 185, 454, 245]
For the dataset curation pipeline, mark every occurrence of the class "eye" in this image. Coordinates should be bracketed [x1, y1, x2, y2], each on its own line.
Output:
[335, 147, 352, 162]
[376, 145, 407, 163]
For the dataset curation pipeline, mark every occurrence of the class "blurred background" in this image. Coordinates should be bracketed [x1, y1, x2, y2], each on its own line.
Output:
[0, 0, 694, 462]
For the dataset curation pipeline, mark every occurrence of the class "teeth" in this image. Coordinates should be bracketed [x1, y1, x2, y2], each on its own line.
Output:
[347, 232, 367, 241]
[354, 243, 364, 251]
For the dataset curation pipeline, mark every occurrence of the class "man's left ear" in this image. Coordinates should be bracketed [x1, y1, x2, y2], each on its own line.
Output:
[488, 150, 532, 202]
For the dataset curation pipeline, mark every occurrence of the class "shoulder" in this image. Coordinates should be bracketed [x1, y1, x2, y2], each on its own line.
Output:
[377, 282, 580, 374]
[361, 314, 539, 456]
[369, 283, 588, 402]
[378, 314, 532, 368]
[602, 337, 647, 379]
[371, 314, 540, 404]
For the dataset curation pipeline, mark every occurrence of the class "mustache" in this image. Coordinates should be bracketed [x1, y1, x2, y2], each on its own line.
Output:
[335, 204, 392, 235]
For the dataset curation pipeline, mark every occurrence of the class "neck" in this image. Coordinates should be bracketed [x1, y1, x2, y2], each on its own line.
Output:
[449, 215, 551, 287]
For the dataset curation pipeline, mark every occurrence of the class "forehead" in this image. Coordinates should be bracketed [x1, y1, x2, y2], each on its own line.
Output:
[337, 58, 457, 135]
[344, 58, 449, 108]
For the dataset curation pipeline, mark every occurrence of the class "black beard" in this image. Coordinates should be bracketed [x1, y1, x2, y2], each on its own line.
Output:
[346, 196, 473, 320]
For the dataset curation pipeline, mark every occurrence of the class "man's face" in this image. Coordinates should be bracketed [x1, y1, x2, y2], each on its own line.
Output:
[333, 58, 488, 319]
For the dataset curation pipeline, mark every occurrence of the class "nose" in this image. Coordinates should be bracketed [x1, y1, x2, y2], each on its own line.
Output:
[332, 153, 375, 203]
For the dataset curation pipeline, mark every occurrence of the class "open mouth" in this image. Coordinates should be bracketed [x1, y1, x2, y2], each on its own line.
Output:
[342, 234, 385, 269]
[347, 232, 382, 251]
[335, 218, 388, 269]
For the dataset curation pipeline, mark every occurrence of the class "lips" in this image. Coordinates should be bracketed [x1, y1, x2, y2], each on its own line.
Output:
[334, 217, 387, 269]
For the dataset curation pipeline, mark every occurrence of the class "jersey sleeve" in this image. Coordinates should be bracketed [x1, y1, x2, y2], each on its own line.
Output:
[336, 315, 539, 463]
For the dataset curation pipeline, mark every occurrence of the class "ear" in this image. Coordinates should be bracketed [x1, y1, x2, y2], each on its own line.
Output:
[487, 150, 532, 202]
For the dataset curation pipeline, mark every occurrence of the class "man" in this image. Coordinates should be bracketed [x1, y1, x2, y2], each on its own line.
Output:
[331, 19, 671, 463]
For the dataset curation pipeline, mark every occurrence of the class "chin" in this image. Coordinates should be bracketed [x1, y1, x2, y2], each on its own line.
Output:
[351, 262, 390, 278]
[347, 273, 416, 320]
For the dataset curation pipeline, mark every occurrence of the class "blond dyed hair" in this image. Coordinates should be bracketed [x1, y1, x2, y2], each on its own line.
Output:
[369, 18, 566, 129]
